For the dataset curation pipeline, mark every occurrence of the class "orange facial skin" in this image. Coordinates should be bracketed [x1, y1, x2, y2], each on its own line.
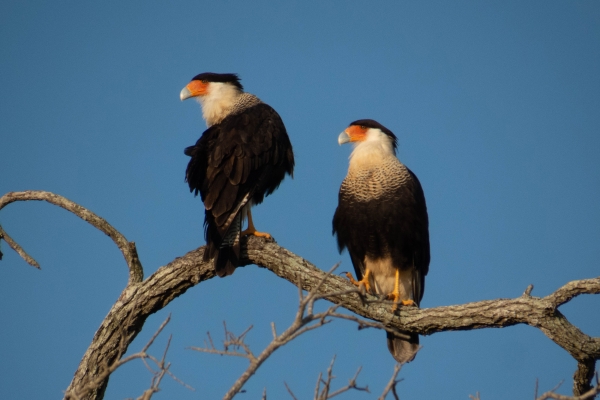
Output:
[186, 80, 209, 97]
[345, 124, 368, 142]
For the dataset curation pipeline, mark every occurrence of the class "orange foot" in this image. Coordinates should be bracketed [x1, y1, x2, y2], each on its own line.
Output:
[242, 209, 272, 239]
[345, 270, 371, 293]
[386, 290, 400, 312]
[241, 227, 271, 239]
[387, 293, 417, 311]
[387, 292, 417, 311]
[387, 269, 417, 311]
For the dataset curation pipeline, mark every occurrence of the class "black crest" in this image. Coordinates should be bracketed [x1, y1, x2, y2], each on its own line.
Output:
[190, 72, 243, 90]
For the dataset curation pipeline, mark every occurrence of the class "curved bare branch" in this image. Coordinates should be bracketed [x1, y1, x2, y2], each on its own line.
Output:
[2, 191, 597, 398]
[0, 191, 143, 284]
[58, 235, 598, 399]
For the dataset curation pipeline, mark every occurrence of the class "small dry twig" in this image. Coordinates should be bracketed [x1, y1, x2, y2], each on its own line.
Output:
[64, 315, 192, 400]
[314, 356, 369, 399]
[284, 382, 299, 400]
[535, 373, 600, 400]
[191, 265, 372, 400]
[0, 224, 40, 268]
[379, 363, 403, 400]
[470, 374, 600, 400]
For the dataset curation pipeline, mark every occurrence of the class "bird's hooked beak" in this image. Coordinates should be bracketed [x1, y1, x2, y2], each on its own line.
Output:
[180, 87, 193, 101]
[338, 130, 351, 145]
[338, 125, 369, 145]
[180, 80, 208, 101]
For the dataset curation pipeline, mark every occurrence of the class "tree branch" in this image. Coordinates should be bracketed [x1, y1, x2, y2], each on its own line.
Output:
[0, 191, 142, 284]
[315, 357, 369, 399]
[59, 235, 597, 399]
[0, 224, 40, 268]
[62, 245, 212, 400]
[240, 237, 600, 395]
[378, 363, 402, 400]
[64, 315, 191, 400]
[190, 265, 355, 400]
[535, 373, 600, 400]
[1, 191, 598, 398]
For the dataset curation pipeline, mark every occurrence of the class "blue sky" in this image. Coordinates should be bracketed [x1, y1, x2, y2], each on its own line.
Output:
[1, 1, 599, 399]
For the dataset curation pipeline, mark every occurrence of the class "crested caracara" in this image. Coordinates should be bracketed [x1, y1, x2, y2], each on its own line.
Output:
[181, 73, 294, 277]
[332, 119, 430, 363]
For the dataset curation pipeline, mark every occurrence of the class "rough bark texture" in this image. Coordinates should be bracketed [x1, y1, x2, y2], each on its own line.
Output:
[1, 191, 598, 399]
[64, 247, 212, 399]
[65, 238, 600, 399]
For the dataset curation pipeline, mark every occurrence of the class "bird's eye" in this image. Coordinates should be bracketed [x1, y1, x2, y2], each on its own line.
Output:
[360, 126, 366, 130]
[200, 79, 208, 84]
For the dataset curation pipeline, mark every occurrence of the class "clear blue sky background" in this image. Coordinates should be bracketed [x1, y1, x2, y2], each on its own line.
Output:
[1, 1, 599, 399]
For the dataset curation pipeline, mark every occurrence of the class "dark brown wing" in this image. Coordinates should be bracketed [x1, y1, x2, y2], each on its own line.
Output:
[404, 167, 429, 304]
[185, 103, 294, 276]
[332, 180, 368, 282]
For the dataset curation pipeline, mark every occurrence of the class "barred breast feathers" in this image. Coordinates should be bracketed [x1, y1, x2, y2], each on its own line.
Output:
[343, 154, 411, 202]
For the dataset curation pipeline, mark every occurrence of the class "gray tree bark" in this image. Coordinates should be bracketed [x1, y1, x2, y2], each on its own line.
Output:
[1, 191, 598, 399]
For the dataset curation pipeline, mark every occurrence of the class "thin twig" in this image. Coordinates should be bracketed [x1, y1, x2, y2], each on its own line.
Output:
[379, 363, 403, 400]
[318, 356, 336, 399]
[326, 366, 369, 398]
[314, 371, 323, 400]
[142, 315, 171, 353]
[0, 224, 40, 268]
[190, 265, 372, 400]
[535, 373, 600, 400]
[64, 315, 192, 400]
[524, 284, 535, 297]
[284, 382, 298, 400]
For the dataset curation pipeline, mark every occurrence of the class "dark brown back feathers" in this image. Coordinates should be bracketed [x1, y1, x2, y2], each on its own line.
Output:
[185, 103, 294, 276]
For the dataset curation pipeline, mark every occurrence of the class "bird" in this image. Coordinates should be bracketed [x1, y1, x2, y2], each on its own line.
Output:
[180, 73, 294, 277]
[332, 119, 430, 363]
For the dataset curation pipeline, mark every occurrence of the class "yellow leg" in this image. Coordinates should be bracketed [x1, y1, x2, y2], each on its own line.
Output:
[241, 209, 271, 239]
[387, 269, 415, 311]
[345, 269, 371, 293]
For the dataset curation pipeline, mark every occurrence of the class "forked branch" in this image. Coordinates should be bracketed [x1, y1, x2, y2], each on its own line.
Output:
[0, 191, 142, 284]
[1, 190, 598, 398]
[190, 278, 376, 400]
[241, 238, 599, 395]
[189, 265, 365, 400]
[64, 315, 191, 400]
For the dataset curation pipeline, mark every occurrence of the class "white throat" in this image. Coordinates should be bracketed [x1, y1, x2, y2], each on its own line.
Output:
[196, 82, 242, 126]
[348, 129, 397, 172]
